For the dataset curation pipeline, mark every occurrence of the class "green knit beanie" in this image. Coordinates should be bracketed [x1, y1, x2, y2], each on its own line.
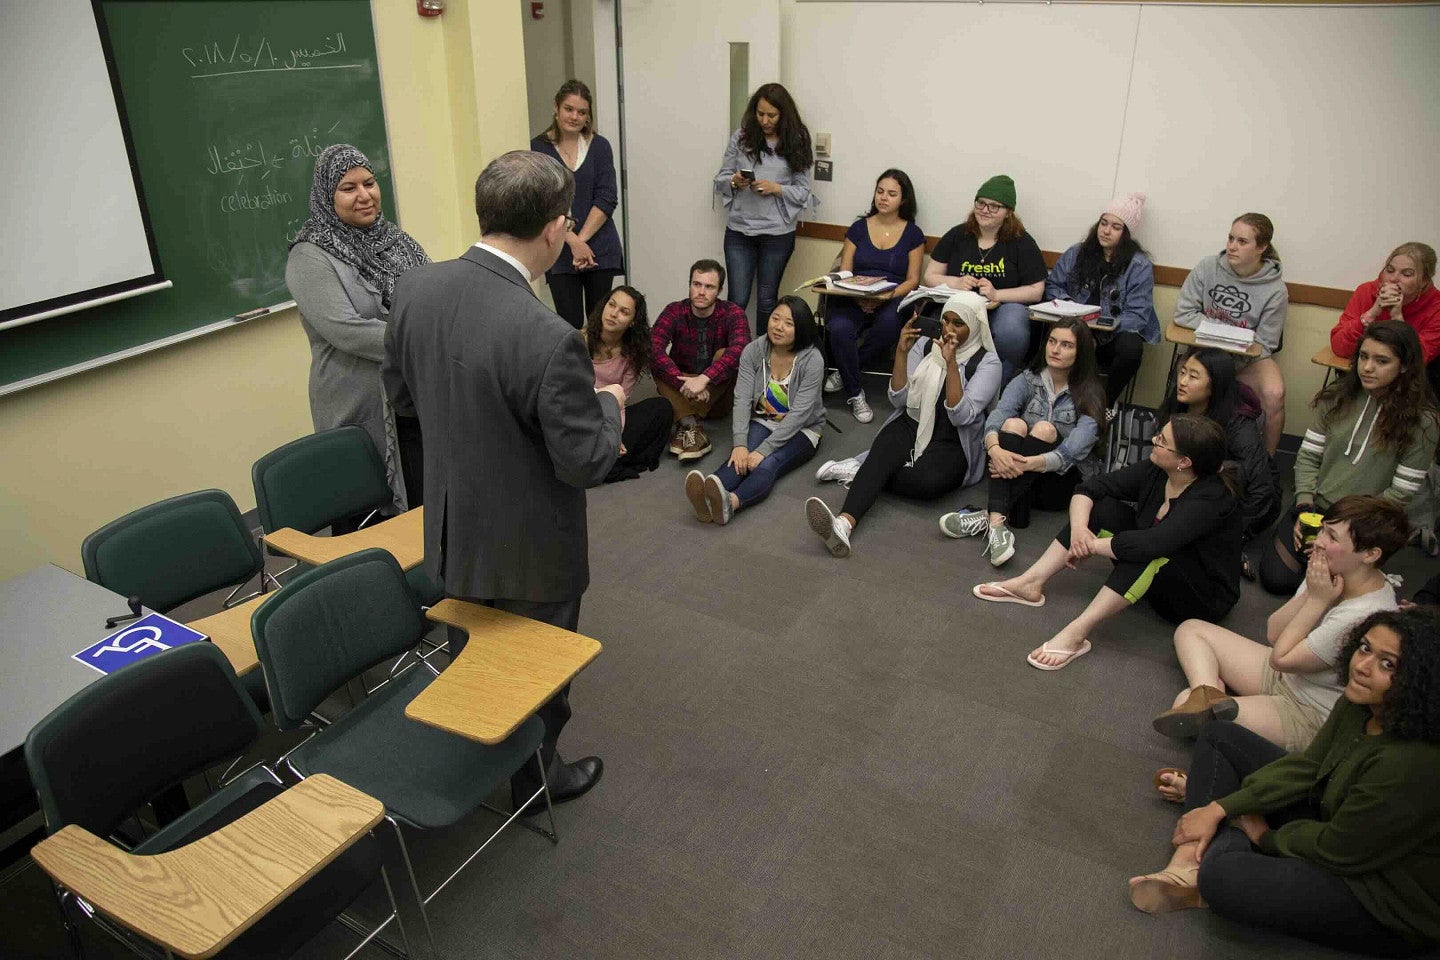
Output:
[975, 174, 1016, 209]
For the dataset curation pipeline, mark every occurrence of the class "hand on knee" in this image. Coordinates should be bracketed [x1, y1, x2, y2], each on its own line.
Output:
[1001, 418, 1029, 437]
[1030, 420, 1059, 444]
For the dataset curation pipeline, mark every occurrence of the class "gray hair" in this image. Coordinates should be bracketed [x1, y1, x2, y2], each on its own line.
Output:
[474, 150, 574, 240]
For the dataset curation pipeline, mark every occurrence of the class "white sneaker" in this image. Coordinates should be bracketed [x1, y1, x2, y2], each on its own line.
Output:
[939, 509, 989, 539]
[848, 394, 874, 424]
[824, 370, 843, 393]
[815, 457, 861, 485]
[805, 497, 852, 558]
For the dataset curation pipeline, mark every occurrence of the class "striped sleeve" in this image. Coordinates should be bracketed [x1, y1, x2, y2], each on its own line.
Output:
[1387, 415, 1440, 504]
[1293, 426, 1327, 504]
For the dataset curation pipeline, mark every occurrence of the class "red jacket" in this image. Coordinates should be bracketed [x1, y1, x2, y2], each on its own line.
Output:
[1330, 280, 1440, 364]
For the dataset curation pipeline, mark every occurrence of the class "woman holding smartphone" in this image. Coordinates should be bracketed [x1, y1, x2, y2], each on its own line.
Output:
[713, 83, 815, 335]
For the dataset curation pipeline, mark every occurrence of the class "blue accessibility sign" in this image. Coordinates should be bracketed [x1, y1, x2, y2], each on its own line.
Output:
[73, 613, 209, 675]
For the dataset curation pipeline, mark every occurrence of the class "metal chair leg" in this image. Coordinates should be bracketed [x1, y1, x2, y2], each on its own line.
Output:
[387, 817, 438, 957]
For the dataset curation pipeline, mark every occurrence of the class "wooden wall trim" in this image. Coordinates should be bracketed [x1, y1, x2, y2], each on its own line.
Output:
[794, 221, 1352, 310]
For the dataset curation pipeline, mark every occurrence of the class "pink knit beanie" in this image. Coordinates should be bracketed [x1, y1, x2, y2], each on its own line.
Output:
[1104, 192, 1146, 233]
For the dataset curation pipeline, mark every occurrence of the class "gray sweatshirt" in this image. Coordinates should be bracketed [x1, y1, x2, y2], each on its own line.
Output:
[1174, 253, 1289, 358]
[731, 340, 826, 455]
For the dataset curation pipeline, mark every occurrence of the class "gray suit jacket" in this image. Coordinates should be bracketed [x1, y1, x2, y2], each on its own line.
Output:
[382, 246, 622, 603]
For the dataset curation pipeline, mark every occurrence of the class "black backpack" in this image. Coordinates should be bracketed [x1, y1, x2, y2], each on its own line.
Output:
[1106, 403, 1157, 472]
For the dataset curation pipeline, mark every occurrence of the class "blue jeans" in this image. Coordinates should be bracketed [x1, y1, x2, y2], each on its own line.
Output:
[826, 297, 905, 399]
[713, 419, 818, 509]
[988, 301, 1032, 385]
[724, 228, 796, 336]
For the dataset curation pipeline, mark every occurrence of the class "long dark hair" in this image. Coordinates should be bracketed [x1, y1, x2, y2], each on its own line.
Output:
[542, 79, 593, 141]
[1068, 218, 1148, 296]
[1028, 317, 1106, 427]
[1337, 608, 1440, 743]
[1313, 320, 1437, 453]
[1157, 348, 1241, 428]
[738, 83, 813, 172]
[860, 168, 917, 222]
[585, 285, 651, 376]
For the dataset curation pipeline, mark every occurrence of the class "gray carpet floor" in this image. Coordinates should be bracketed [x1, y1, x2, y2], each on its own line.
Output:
[5, 386, 1437, 960]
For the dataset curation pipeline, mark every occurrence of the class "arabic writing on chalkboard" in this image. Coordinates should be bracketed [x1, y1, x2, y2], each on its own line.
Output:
[183, 31, 357, 78]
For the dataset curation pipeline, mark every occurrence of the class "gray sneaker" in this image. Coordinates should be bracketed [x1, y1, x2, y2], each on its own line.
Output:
[847, 393, 874, 424]
[823, 370, 843, 393]
[939, 509, 989, 539]
[805, 497, 851, 558]
[987, 522, 1016, 567]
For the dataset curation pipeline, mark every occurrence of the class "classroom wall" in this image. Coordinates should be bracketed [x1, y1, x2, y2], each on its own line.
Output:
[0, 0, 530, 582]
[779, 237, 1342, 432]
[522, 0, 570, 138]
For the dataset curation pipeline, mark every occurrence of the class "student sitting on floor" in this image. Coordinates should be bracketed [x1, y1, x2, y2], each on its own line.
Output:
[974, 415, 1242, 671]
[1155, 349, 1279, 550]
[1259, 321, 1439, 596]
[1153, 495, 1406, 753]
[586, 285, 675, 482]
[650, 258, 752, 462]
[1129, 608, 1440, 960]
[685, 296, 824, 525]
[1042, 192, 1159, 405]
[937, 316, 1105, 565]
[806, 291, 1000, 558]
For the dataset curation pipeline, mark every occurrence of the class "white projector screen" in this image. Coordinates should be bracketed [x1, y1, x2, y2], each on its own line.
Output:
[0, 0, 165, 329]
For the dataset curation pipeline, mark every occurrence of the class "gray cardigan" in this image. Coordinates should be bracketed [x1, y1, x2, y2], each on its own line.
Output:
[730, 340, 826, 456]
[285, 241, 408, 509]
[881, 339, 1002, 488]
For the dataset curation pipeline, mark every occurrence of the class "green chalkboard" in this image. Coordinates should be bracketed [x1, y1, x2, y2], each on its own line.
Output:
[0, 0, 393, 392]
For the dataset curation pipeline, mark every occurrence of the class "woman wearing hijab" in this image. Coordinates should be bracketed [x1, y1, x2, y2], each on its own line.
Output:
[285, 144, 430, 522]
[806, 291, 1002, 558]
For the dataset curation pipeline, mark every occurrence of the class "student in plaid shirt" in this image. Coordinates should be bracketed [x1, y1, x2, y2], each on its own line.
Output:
[650, 259, 752, 461]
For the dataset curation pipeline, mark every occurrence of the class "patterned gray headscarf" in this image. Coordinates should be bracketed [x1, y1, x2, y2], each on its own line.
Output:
[290, 144, 429, 309]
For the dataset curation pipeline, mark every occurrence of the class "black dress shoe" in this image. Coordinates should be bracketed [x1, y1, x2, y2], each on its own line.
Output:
[512, 755, 603, 815]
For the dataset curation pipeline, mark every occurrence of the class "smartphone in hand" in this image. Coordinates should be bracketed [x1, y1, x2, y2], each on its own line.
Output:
[739, 168, 755, 183]
[913, 315, 944, 341]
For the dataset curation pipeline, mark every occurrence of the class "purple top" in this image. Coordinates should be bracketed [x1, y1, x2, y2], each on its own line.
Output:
[530, 133, 624, 275]
[845, 218, 925, 284]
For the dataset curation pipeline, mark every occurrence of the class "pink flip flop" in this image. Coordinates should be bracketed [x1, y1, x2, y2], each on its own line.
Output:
[972, 582, 1046, 607]
[1026, 639, 1092, 671]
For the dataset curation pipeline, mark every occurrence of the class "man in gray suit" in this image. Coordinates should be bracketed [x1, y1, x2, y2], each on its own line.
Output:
[383, 151, 624, 808]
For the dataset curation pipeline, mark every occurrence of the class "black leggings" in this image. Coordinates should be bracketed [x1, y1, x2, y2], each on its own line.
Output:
[607, 397, 672, 482]
[1259, 503, 1307, 596]
[1094, 329, 1145, 405]
[841, 415, 969, 522]
[1054, 496, 1230, 624]
[548, 269, 619, 330]
[986, 432, 1080, 528]
[1188, 722, 1426, 957]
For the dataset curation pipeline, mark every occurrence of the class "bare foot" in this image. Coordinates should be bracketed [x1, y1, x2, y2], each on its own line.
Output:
[1027, 630, 1086, 668]
[976, 578, 1043, 603]
[1155, 769, 1187, 804]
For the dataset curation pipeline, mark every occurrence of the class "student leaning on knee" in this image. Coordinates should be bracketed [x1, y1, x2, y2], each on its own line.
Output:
[1154, 495, 1407, 753]
[938, 316, 1105, 563]
[1259, 321, 1440, 596]
[684, 297, 824, 525]
[1130, 608, 1440, 959]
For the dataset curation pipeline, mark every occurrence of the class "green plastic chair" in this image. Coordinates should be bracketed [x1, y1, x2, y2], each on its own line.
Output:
[25, 642, 413, 960]
[81, 488, 271, 709]
[251, 548, 551, 950]
[251, 426, 441, 606]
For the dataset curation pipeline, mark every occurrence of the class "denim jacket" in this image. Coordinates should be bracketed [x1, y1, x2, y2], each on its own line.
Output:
[985, 368, 1100, 475]
[1044, 243, 1160, 343]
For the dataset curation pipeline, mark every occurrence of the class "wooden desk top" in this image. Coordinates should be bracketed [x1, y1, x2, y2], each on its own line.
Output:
[405, 600, 602, 745]
[1312, 346, 1352, 371]
[187, 594, 268, 676]
[809, 283, 892, 300]
[263, 507, 424, 572]
[31, 774, 381, 960]
[1164, 321, 1264, 358]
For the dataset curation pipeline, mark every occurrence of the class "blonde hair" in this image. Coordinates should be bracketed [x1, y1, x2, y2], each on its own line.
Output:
[1386, 242, 1437, 284]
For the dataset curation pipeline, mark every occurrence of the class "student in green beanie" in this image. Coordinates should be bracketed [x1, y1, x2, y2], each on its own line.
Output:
[919, 174, 1047, 384]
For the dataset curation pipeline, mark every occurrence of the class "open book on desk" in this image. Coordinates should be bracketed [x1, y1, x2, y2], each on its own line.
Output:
[804, 271, 897, 294]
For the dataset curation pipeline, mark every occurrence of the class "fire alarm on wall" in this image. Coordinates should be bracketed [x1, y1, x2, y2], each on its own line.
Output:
[531, 2, 545, 18]
[417, 0, 443, 16]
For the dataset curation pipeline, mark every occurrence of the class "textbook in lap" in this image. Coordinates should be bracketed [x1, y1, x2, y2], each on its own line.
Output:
[806, 270, 897, 294]
[1194, 318, 1256, 351]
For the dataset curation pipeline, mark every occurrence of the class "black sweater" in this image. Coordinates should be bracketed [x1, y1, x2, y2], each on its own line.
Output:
[1078, 462, 1243, 610]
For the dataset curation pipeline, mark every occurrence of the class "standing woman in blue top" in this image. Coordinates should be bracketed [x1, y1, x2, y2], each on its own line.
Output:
[531, 80, 623, 329]
[714, 82, 815, 335]
[822, 169, 926, 424]
[1045, 193, 1159, 405]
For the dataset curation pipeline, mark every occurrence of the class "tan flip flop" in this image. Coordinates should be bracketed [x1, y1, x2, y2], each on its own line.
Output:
[972, 582, 1046, 607]
[1026, 639, 1092, 671]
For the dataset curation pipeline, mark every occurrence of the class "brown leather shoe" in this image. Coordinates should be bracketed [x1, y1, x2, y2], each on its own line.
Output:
[667, 421, 685, 456]
[677, 423, 711, 462]
[1152, 685, 1237, 739]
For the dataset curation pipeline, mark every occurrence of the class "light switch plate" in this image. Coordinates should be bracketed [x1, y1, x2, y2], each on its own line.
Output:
[815, 132, 831, 158]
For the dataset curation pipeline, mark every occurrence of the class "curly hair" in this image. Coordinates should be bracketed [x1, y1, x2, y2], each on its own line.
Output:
[1336, 608, 1440, 743]
[738, 83, 813, 173]
[585, 285, 651, 378]
[1312, 320, 1438, 453]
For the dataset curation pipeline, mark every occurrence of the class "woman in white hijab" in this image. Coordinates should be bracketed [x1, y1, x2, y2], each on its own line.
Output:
[807, 291, 1002, 557]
